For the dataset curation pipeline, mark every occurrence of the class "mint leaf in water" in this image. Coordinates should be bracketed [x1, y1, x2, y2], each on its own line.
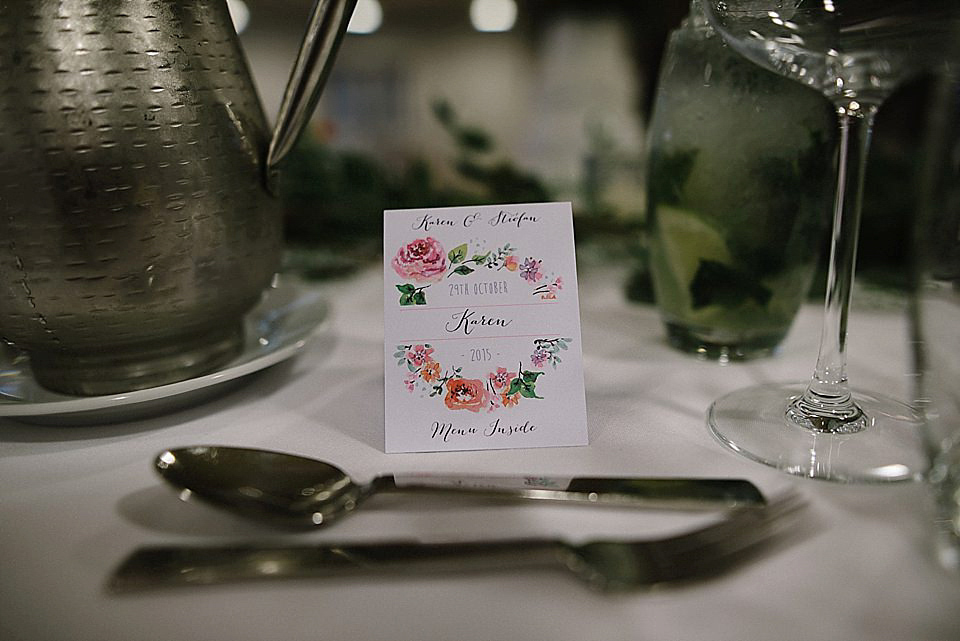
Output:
[648, 147, 698, 207]
[689, 260, 773, 309]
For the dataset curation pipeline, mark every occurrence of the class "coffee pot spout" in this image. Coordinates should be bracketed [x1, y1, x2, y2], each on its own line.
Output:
[266, 0, 357, 180]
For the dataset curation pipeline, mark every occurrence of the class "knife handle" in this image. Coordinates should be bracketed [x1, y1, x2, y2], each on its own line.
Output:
[381, 475, 765, 509]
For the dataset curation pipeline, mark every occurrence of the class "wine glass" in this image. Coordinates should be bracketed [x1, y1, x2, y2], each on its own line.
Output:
[700, 0, 960, 482]
[913, 69, 960, 570]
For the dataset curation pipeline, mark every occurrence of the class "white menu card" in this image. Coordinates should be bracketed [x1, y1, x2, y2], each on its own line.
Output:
[383, 202, 588, 453]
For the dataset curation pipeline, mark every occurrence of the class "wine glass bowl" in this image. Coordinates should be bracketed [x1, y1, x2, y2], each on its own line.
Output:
[699, 0, 960, 482]
[704, 1, 957, 106]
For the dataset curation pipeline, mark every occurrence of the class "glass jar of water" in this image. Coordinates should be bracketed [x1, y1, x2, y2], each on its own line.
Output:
[646, 0, 835, 360]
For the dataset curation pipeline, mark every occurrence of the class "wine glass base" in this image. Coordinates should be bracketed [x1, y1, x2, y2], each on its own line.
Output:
[708, 383, 927, 483]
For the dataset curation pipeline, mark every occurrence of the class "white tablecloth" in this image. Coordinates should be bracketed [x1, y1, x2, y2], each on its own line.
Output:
[2, 264, 958, 641]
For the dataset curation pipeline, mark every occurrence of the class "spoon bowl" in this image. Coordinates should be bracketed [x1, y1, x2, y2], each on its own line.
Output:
[157, 447, 371, 527]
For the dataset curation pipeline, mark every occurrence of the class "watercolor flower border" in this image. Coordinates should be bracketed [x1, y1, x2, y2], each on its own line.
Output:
[394, 337, 572, 413]
[392, 237, 563, 306]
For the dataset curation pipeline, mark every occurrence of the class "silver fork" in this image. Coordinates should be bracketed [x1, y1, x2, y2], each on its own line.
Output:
[108, 492, 805, 593]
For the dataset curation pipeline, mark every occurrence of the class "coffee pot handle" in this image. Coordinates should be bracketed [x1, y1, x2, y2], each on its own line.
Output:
[266, 0, 357, 176]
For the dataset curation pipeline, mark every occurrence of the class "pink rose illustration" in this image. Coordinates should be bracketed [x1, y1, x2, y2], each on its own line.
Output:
[392, 237, 447, 284]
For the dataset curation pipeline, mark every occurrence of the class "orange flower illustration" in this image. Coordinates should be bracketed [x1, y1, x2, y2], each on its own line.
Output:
[501, 391, 520, 407]
[443, 378, 487, 413]
[420, 361, 441, 383]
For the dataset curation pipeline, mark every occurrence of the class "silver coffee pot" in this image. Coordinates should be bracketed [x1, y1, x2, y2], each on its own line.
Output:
[0, 0, 356, 395]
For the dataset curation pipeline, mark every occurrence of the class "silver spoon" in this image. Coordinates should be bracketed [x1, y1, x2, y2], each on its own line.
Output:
[155, 445, 766, 528]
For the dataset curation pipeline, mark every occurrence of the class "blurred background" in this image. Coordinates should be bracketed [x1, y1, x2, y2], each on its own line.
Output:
[231, 0, 922, 294]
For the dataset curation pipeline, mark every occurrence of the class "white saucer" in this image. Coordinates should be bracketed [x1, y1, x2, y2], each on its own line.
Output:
[0, 278, 329, 425]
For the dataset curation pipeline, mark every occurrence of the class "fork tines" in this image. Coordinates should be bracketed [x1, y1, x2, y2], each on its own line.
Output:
[647, 491, 807, 584]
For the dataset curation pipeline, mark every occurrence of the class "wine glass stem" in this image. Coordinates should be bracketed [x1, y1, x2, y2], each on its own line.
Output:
[788, 100, 879, 433]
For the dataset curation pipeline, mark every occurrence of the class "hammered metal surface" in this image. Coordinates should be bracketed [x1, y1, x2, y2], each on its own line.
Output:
[0, 0, 283, 393]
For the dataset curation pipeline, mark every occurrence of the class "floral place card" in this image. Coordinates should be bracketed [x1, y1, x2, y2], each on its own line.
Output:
[383, 202, 588, 453]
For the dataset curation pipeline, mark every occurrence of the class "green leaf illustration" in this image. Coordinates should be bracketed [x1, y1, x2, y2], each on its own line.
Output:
[519, 385, 542, 399]
[448, 244, 468, 264]
[521, 370, 543, 384]
[451, 265, 474, 276]
[398, 284, 427, 306]
[505, 370, 543, 400]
